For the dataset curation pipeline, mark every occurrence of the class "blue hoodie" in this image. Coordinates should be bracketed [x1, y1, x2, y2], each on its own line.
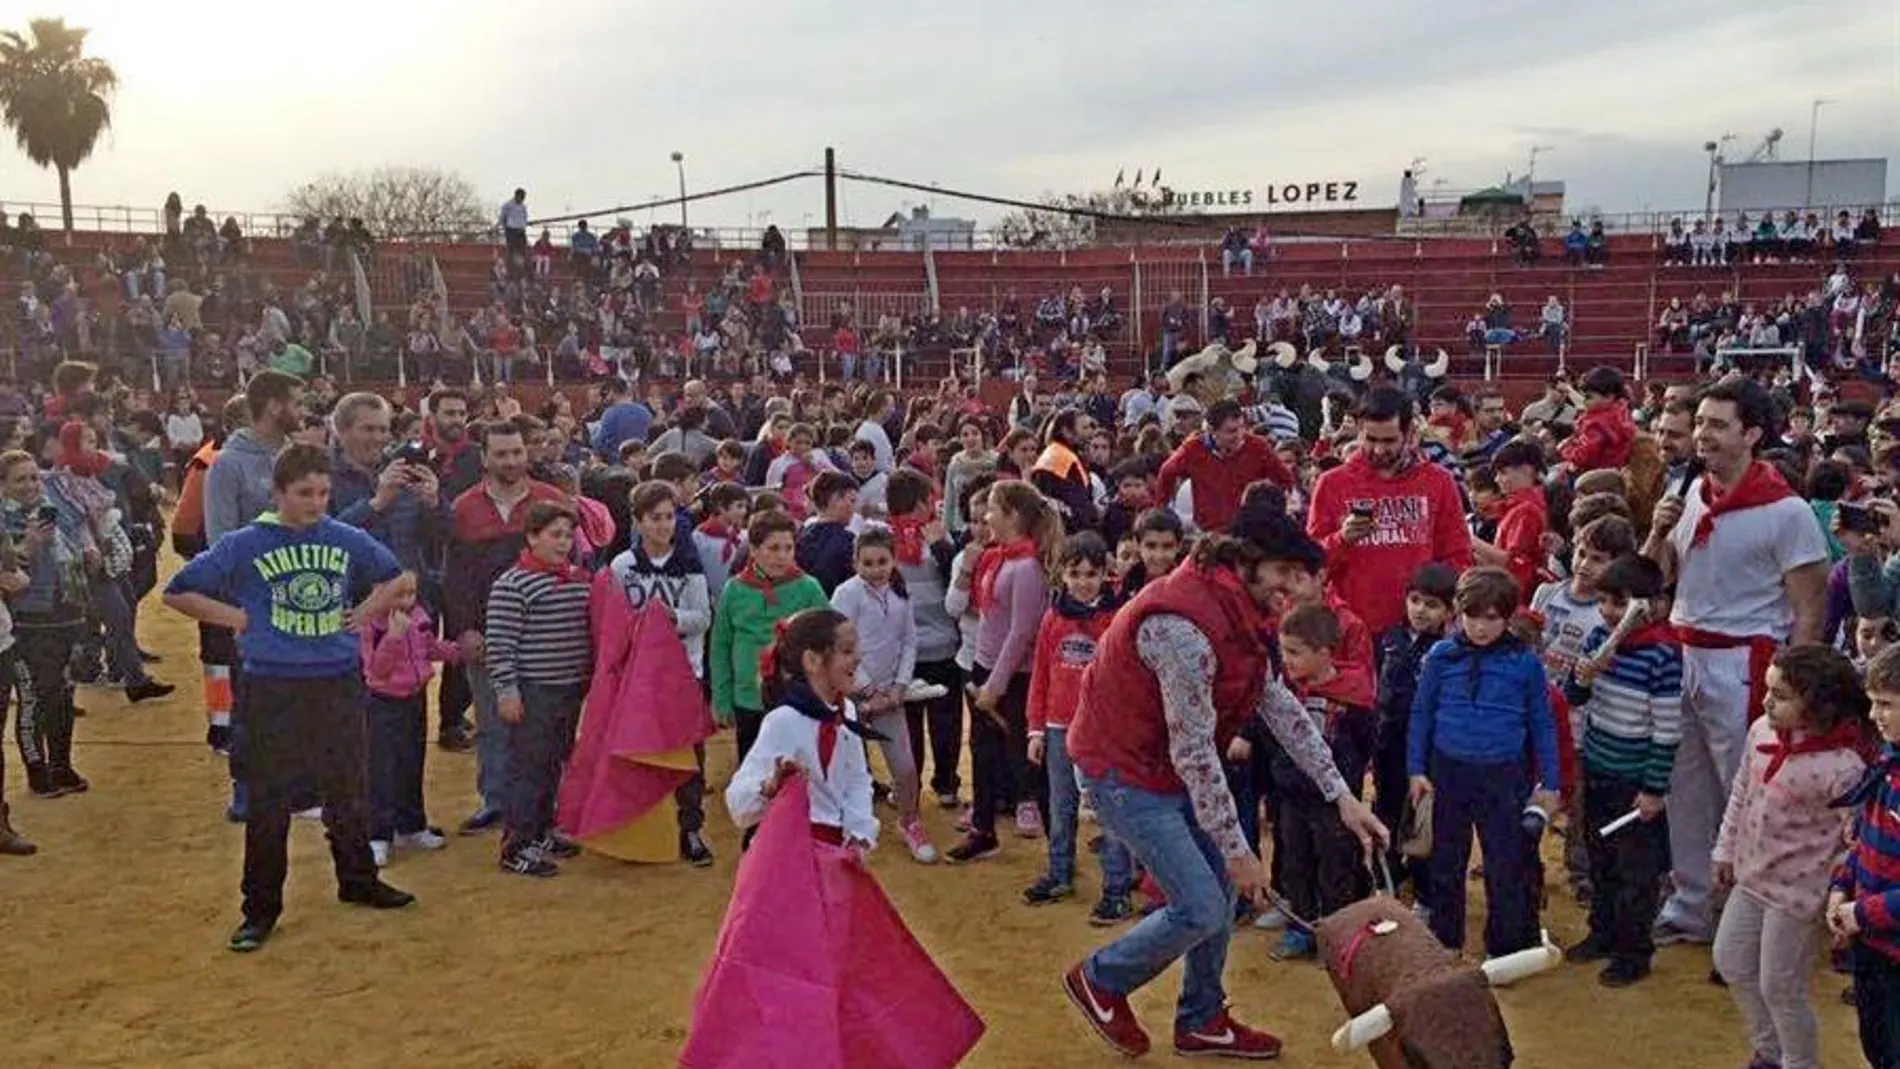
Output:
[1407, 631, 1559, 792]
[166, 513, 401, 678]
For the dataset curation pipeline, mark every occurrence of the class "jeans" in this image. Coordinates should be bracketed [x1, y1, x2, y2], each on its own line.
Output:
[1045, 727, 1081, 885]
[1278, 794, 1368, 922]
[1221, 248, 1253, 277]
[1082, 770, 1236, 1031]
[1583, 770, 1667, 967]
[905, 659, 963, 798]
[1161, 330, 1181, 370]
[1855, 943, 1900, 1069]
[501, 681, 584, 853]
[90, 574, 149, 687]
[367, 692, 428, 841]
[468, 661, 507, 814]
[1425, 752, 1540, 956]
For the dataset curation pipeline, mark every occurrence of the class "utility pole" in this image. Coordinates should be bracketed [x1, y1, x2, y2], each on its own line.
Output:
[824, 146, 838, 251]
[1806, 98, 1833, 208]
[670, 151, 688, 228]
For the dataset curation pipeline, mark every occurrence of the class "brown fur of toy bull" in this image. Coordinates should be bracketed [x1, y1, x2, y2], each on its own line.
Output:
[1316, 897, 1515, 1069]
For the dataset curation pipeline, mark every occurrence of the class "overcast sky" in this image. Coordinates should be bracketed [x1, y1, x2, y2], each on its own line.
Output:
[0, 0, 1894, 236]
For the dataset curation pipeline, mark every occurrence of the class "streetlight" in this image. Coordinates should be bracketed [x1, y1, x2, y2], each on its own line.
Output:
[1704, 134, 1734, 220]
[670, 151, 688, 230]
[1806, 98, 1834, 208]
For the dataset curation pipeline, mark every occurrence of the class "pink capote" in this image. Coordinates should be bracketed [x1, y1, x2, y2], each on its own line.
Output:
[555, 571, 716, 855]
[679, 774, 985, 1069]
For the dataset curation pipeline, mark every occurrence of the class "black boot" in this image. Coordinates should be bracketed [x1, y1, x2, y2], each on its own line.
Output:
[25, 764, 59, 799]
[338, 880, 416, 909]
[0, 802, 36, 856]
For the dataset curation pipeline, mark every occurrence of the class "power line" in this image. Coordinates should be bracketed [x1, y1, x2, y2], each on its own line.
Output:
[524, 169, 821, 230]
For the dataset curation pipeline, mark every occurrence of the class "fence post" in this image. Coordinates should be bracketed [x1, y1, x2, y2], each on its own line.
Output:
[1132, 259, 1145, 380]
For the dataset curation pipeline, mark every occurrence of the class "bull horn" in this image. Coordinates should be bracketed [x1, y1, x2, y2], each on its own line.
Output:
[1269, 340, 1299, 368]
[1348, 352, 1373, 382]
[1384, 344, 1406, 374]
[1331, 1004, 1394, 1053]
[1480, 934, 1563, 987]
[1231, 339, 1258, 374]
[1424, 348, 1450, 378]
[1307, 348, 1330, 372]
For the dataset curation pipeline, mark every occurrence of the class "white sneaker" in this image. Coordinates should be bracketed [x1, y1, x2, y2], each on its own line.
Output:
[395, 829, 447, 852]
[370, 840, 391, 868]
[904, 679, 949, 703]
[1252, 906, 1288, 930]
[293, 807, 323, 821]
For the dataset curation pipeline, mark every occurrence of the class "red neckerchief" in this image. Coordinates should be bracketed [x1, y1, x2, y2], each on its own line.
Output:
[972, 537, 1036, 613]
[737, 561, 806, 607]
[59, 421, 110, 478]
[1692, 461, 1794, 548]
[888, 514, 930, 566]
[1759, 720, 1863, 783]
[513, 549, 588, 585]
[695, 517, 740, 564]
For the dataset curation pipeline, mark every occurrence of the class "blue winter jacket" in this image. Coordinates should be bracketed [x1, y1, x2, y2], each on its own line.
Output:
[1407, 631, 1560, 792]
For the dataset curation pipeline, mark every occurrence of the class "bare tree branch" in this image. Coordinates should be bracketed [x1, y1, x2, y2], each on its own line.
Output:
[281, 166, 489, 240]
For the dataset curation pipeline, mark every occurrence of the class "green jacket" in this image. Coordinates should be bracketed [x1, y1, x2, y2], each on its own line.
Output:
[709, 566, 828, 720]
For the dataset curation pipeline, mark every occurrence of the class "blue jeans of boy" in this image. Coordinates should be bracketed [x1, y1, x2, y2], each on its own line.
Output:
[1045, 727, 1133, 894]
[1081, 770, 1236, 1031]
[1425, 752, 1540, 957]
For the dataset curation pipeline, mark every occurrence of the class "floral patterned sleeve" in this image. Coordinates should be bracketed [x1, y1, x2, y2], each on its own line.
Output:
[1136, 615, 1249, 861]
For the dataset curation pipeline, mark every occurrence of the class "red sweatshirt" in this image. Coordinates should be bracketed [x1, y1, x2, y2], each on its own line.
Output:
[1307, 453, 1473, 634]
[1558, 400, 1636, 472]
[1492, 485, 1548, 600]
[1027, 595, 1116, 735]
[1155, 432, 1293, 534]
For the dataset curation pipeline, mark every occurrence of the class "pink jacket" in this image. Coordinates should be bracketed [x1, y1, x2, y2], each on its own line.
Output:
[1713, 716, 1865, 917]
[362, 606, 461, 699]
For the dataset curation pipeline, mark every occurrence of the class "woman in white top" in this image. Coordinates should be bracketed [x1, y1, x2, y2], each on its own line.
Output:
[163, 393, 204, 473]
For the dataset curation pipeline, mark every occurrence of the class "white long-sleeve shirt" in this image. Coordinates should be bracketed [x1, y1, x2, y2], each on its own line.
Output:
[499, 200, 528, 231]
[607, 548, 712, 678]
[831, 575, 916, 690]
[725, 701, 879, 847]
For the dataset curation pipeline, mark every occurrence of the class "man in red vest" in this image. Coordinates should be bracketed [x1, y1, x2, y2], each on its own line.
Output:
[1061, 489, 1388, 1060]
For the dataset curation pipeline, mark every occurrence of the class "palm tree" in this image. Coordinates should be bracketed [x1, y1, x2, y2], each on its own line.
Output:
[0, 17, 116, 233]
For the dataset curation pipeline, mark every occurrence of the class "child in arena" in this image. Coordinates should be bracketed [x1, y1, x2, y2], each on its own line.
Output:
[1471, 439, 1549, 598]
[612, 481, 716, 867]
[946, 480, 1057, 863]
[1409, 566, 1560, 956]
[1022, 531, 1133, 917]
[710, 510, 829, 763]
[485, 501, 594, 878]
[683, 608, 984, 1069]
[1370, 562, 1458, 907]
[692, 482, 749, 601]
[361, 572, 461, 868]
[797, 470, 859, 595]
[764, 422, 830, 521]
[886, 469, 965, 811]
[831, 526, 935, 863]
[1829, 643, 1900, 1069]
[1563, 554, 1681, 986]
[1270, 602, 1377, 960]
[163, 444, 416, 952]
[1711, 645, 1866, 1069]
[1118, 507, 1184, 599]
[1557, 366, 1638, 474]
[1097, 459, 1153, 557]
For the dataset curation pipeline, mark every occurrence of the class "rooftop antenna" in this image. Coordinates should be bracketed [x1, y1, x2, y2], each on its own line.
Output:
[1527, 144, 1555, 185]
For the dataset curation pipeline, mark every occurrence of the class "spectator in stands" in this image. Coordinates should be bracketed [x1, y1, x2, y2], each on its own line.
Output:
[1655, 297, 1690, 354]
[1505, 216, 1540, 266]
[1585, 219, 1609, 266]
[1159, 290, 1189, 369]
[1521, 373, 1582, 435]
[1208, 297, 1233, 345]
[219, 216, 246, 264]
[292, 216, 322, 268]
[1690, 219, 1719, 267]
[1856, 207, 1882, 245]
[1662, 219, 1690, 266]
[759, 225, 787, 273]
[498, 188, 529, 269]
[1540, 295, 1568, 354]
[530, 230, 554, 279]
[569, 219, 599, 273]
[1219, 227, 1252, 277]
[1564, 220, 1589, 266]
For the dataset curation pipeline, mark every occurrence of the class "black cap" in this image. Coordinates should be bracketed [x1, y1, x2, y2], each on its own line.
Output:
[1228, 485, 1325, 570]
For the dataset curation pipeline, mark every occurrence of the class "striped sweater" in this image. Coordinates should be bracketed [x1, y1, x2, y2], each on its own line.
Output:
[1572, 623, 1683, 794]
[483, 566, 594, 701]
[1832, 750, 1900, 962]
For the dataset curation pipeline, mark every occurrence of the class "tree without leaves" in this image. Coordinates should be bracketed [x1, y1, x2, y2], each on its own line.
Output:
[990, 187, 1179, 249]
[0, 17, 117, 233]
[282, 166, 490, 241]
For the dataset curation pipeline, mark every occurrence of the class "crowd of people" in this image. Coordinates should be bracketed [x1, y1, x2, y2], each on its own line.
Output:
[15, 325, 1900, 1065]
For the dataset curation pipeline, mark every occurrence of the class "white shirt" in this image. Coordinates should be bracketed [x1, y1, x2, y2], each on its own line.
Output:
[499, 200, 528, 231]
[165, 412, 204, 450]
[832, 576, 916, 691]
[1531, 579, 1604, 683]
[725, 701, 879, 846]
[853, 419, 895, 473]
[1668, 477, 1828, 639]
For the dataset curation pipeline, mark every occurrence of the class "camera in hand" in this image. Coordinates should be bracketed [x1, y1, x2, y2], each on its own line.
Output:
[35, 504, 58, 526]
[395, 442, 431, 467]
[1839, 500, 1885, 534]
[1349, 503, 1374, 520]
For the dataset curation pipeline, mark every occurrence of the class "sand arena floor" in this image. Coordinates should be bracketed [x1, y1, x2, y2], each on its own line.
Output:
[0, 587, 1871, 1068]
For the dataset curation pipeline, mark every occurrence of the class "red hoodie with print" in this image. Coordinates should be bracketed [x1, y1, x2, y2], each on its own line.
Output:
[1307, 451, 1473, 634]
[1492, 485, 1549, 600]
[1559, 399, 1637, 472]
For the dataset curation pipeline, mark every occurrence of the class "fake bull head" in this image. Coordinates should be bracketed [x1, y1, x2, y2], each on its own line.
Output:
[1166, 339, 1259, 408]
[1318, 898, 1558, 1069]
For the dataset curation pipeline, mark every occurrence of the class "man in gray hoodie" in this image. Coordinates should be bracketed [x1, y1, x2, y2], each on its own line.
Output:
[206, 371, 303, 540]
[202, 369, 303, 821]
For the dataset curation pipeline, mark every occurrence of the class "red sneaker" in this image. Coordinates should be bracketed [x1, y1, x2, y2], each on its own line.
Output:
[1062, 962, 1150, 1058]
[1173, 1009, 1283, 1060]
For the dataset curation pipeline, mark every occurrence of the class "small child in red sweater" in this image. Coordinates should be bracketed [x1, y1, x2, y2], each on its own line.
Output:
[1023, 532, 1136, 923]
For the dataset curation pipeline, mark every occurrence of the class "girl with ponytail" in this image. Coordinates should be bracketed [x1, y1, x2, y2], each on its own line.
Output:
[689, 607, 985, 1069]
[946, 480, 1059, 863]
